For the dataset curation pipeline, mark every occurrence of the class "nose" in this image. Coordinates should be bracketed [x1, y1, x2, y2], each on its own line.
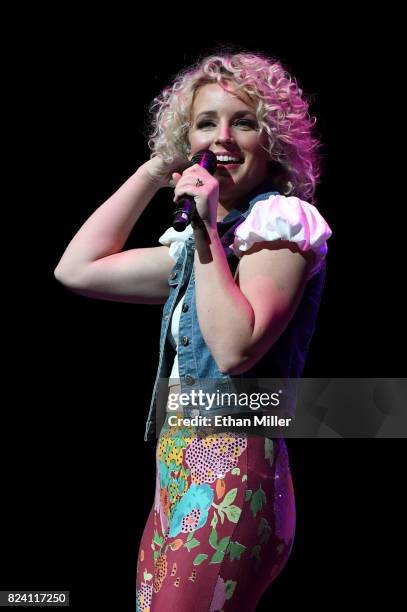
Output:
[215, 120, 235, 146]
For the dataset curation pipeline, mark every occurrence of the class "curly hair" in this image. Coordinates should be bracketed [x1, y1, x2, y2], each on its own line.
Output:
[147, 51, 322, 203]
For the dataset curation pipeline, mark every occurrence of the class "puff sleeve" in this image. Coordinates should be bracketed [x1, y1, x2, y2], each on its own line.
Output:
[158, 224, 194, 262]
[231, 194, 333, 279]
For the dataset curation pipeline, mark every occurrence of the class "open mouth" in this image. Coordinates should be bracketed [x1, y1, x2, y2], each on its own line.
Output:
[215, 154, 244, 166]
[216, 160, 244, 169]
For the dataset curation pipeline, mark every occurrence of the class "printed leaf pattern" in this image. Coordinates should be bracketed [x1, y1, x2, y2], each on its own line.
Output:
[223, 505, 241, 523]
[225, 579, 237, 600]
[193, 553, 208, 566]
[137, 420, 294, 610]
[184, 538, 200, 551]
[250, 485, 267, 517]
[227, 541, 247, 561]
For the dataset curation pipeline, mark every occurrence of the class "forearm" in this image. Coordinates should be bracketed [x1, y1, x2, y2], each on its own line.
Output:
[55, 164, 161, 276]
[193, 223, 255, 373]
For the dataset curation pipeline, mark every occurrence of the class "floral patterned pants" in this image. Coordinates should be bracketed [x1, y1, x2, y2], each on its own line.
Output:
[136, 413, 296, 611]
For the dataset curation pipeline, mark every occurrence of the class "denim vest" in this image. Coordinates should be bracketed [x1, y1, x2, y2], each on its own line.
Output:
[144, 186, 327, 441]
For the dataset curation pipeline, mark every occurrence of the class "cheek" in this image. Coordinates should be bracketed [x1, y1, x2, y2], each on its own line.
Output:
[251, 145, 271, 170]
[189, 136, 211, 154]
[244, 154, 270, 182]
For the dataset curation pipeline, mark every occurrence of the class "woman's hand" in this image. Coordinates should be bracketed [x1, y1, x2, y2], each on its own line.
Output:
[143, 154, 190, 189]
[172, 165, 219, 228]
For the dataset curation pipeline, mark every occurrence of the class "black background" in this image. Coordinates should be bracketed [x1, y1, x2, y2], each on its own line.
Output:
[2, 8, 404, 611]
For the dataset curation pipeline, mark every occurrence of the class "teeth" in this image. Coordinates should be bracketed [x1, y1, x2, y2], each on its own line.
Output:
[216, 155, 242, 163]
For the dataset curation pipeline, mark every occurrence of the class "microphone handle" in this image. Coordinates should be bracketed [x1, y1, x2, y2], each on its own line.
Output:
[172, 196, 196, 232]
[171, 149, 217, 231]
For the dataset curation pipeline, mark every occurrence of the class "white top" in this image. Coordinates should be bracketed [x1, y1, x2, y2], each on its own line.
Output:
[158, 194, 333, 379]
[166, 294, 185, 380]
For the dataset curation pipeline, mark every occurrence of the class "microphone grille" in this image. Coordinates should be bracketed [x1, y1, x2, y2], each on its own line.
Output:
[190, 149, 217, 175]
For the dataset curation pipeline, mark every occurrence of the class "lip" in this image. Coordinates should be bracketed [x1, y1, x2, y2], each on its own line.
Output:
[213, 151, 243, 157]
[216, 162, 243, 169]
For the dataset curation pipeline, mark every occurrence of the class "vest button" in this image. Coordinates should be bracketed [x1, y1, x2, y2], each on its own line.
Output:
[182, 303, 189, 312]
[184, 374, 195, 385]
[169, 271, 177, 280]
[181, 336, 189, 346]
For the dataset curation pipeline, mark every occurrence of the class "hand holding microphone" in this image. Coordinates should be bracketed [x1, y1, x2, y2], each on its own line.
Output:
[172, 150, 218, 231]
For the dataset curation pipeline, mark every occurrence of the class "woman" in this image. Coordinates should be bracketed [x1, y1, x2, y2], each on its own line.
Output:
[55, 51, 332, 611]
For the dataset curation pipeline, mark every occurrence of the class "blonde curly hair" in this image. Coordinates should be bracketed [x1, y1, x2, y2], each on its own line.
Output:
[147, 51, 322, 204]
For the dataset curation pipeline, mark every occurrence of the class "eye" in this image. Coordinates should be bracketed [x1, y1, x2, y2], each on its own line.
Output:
[196, 118, 258, 130]
[235, 119, 258, 129]
[197, 120, 215, 129]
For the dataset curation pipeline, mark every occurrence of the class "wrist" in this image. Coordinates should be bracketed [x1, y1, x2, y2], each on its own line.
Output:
[138, 162, 167, 190]
[191, 208, 217, 232]
[192, 220, 218, 247]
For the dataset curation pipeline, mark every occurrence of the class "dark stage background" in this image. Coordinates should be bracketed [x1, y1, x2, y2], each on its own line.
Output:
[2, 11, 404, 611]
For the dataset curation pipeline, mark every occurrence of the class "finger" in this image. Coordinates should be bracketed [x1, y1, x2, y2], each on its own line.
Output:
[182, 165, 202, 176]
[173, 191, 198, 204]
[173, 178, 203, 199]
[172, 172, 182, 184]
[173, 186, 200, 204]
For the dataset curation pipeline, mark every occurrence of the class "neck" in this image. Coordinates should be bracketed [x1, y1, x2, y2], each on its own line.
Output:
[216, 202, 232, 222]
[217, 178, 279, 222]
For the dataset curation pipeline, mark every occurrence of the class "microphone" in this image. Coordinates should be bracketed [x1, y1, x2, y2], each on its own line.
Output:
[172, 149, 217, 232]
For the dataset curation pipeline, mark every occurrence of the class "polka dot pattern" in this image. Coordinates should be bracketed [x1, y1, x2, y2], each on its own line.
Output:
[137, 581, 153, 610]
[153, 553, 168, 593]
[186, 433, 247, 484]
[181, 507, 201, 532]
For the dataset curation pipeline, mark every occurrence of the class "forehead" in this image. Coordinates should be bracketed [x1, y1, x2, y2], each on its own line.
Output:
[191, 82, 255, 117]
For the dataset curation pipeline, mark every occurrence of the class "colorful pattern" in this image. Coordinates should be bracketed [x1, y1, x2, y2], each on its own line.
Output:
[136, 414, 296, 611]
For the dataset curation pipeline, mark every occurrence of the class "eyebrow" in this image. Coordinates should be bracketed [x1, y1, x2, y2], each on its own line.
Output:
[195, 110, 257, 121]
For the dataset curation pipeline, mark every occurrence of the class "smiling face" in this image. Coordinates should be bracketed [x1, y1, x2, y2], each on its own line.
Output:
[188, 82, 271, 211]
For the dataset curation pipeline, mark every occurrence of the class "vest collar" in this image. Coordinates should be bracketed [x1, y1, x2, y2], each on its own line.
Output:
[216, 179, 280, 237]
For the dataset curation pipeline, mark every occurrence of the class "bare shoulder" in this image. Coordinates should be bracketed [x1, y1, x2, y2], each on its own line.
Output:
[55, 245, 175, 304]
